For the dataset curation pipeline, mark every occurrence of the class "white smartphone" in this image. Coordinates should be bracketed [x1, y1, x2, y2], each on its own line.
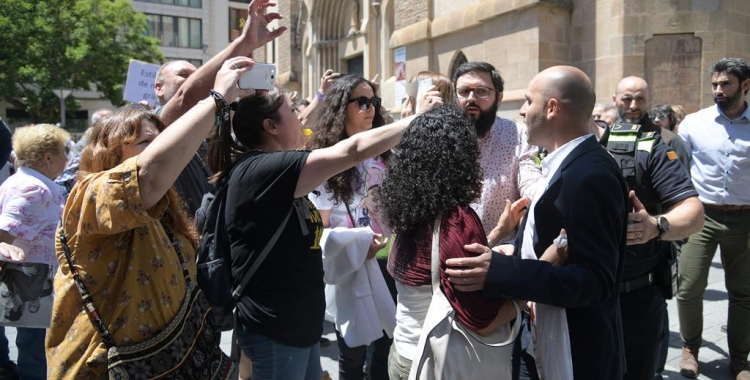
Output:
[406, 81, 419, 99]
[415, 78, 433, 112]
[237, 63, 276, 90]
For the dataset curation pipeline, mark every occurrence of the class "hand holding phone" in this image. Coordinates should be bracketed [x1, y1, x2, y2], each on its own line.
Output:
[238, 63, 277, 90]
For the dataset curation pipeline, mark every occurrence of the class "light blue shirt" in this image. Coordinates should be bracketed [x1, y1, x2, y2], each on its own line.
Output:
[678, 102, 750, 205]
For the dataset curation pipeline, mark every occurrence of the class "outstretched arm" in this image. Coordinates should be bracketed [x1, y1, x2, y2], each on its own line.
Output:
[159, 0, 286, 126]
[137, 58, 250, 209]
[295, 89, 444, 197]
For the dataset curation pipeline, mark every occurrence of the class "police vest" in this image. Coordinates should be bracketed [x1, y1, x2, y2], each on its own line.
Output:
[603, 123, 669, 278]
[604, 123, 656, 196]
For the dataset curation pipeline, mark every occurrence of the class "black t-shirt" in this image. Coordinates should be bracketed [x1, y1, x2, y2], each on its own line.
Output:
[226, 150, 324, 347]
[625, 134, 698, 279]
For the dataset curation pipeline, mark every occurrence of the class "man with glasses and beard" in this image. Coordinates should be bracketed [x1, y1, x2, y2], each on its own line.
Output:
[452, 62, 541, 248]
[677, 57, 750, 380]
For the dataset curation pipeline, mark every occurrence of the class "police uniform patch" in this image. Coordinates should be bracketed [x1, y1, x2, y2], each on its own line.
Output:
[667, 151, 678, 160]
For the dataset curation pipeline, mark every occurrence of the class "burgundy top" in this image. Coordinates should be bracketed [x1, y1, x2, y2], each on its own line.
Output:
[388, 205, 505, 330]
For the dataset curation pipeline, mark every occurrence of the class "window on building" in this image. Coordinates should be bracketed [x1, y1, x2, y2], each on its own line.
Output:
[135, 0, 201, 8]
[229, 7, 248, 42]
[449, 51, 468, 82]
[146, 13, 202, 48]
[166, 57, 203, 67]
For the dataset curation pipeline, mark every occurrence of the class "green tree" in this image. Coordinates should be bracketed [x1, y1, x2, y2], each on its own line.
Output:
[0, 0, 163, 124]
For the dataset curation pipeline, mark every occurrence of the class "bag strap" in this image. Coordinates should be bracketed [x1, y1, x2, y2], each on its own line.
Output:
[344, 202, 356, 228]
[430, 215, 442, 291]
[429, 214, 522, 347]
[231, 206, 293, 300]
[58, 221, 187, 348]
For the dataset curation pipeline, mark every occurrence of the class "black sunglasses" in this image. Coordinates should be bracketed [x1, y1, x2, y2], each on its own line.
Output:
[348, 96, 381, 111]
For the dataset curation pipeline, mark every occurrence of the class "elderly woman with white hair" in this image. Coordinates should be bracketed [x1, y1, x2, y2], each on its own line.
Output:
[0, 123, 71, 380]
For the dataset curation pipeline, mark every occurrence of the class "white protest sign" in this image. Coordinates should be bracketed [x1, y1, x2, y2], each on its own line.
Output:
[123, 59, 160, 106]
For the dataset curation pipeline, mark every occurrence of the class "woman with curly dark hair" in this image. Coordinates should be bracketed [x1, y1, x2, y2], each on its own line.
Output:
[380, 106, 523, 378]
[306, 74, 397, 380]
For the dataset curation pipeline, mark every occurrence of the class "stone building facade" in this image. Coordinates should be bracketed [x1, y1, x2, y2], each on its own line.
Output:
[4, 0, 746, 127]
[284, 0, 748, 118]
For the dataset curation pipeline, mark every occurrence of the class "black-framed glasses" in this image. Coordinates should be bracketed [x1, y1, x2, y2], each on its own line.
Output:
[456, 86, 496, 99]
[348, 96, 382, 111]
[649, 113, 667, 121]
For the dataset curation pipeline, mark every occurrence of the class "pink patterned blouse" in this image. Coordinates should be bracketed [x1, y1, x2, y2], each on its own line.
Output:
[0, 166, 65, 265]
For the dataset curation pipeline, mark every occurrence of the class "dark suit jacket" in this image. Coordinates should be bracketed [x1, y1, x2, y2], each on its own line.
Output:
[482, 136, 628, 379]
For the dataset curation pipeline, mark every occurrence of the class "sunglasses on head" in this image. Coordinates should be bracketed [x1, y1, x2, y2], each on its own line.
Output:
[348, 96, 381, 111]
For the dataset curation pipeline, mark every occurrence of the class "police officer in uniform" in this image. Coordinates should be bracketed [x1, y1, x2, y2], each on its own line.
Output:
[602, 76, 705, 380]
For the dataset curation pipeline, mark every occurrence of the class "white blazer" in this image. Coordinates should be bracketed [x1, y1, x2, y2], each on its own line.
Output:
[321, 227, 397, 347]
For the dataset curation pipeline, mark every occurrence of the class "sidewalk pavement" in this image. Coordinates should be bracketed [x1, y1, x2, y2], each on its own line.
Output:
[4, 250, 733, 379]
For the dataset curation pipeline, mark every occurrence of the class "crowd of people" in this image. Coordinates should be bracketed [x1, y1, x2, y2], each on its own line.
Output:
[0, 1, 748, 379]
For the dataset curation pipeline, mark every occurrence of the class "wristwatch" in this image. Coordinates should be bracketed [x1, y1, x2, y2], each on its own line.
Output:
[655, 215, 670, 240]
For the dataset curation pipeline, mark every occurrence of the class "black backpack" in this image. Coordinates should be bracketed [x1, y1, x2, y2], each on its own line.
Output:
[195, 161, 293, 331]
[195, 183, 235, 331]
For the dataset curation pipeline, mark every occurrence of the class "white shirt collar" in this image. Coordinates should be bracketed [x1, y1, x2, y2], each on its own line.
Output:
[540, 134, 592, 178]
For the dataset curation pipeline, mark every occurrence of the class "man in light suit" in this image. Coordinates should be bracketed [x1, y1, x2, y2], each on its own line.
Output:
[445, 66, 629, 379]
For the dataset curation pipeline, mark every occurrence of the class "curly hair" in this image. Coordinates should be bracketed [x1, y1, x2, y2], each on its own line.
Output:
[306, 74, 386, 205]
[12, 124, 70, 168]
[378, 105, 482, 236]
[205, 86, 286, 184]
[80, 105, 196, 246]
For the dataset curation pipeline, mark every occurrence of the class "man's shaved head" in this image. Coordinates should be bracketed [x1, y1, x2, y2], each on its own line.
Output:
[521, 66, 596, 150]
[613, 76, 650, 123]
[536, 66, 596, 122]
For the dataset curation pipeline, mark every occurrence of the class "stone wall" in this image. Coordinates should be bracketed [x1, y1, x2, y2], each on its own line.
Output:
[394, 0, 428, 30]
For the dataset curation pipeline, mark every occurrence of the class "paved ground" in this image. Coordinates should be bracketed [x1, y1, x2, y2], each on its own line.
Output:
[4, 251, 735, 379]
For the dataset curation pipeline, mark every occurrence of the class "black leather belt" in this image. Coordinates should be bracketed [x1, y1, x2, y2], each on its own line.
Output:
[703, 203, 750, 212]
[620, 271, 654, 293]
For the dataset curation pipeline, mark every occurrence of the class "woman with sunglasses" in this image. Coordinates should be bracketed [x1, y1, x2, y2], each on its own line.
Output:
[206, 74, 443, 380]
[306, 74, 397, 380]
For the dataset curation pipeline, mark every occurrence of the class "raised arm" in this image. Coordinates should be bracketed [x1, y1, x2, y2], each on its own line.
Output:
[159, 0, 286, 126]
[295, 89, 443, 198]
[299, 69, 340, 124]
[137, 58, 251, 209]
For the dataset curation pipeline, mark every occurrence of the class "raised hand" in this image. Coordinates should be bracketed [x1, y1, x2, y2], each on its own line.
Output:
[319, 69, 341, 94]
[241, 0, 287, 51]
[416, 86, 444, 114]
[215, 57, 255, 101]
